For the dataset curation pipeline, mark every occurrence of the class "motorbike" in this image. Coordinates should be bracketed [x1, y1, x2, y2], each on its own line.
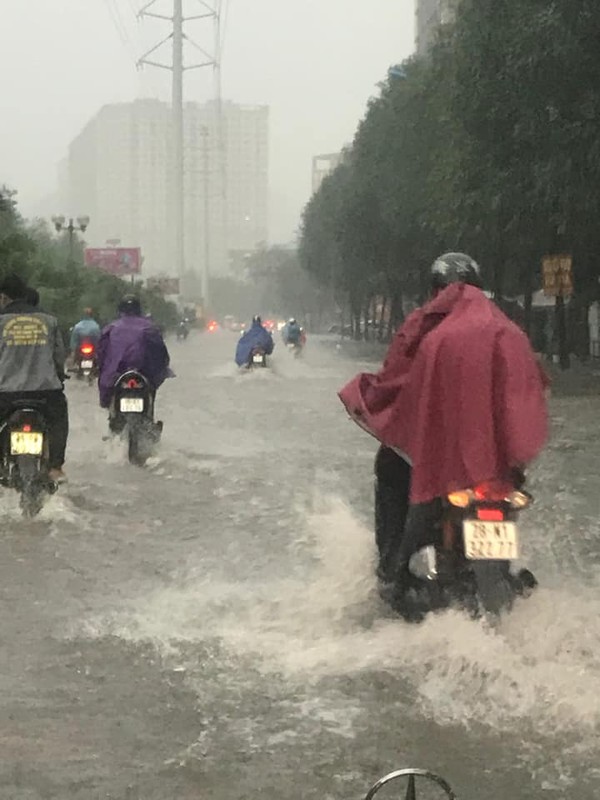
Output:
[247, 347, 268, 369]
[388, 478, 537, 622]
[72, 341, 97, 384]
[109, 370, 163, 466]
[176, 323, 189, 342]
[0, 401, 58, 517]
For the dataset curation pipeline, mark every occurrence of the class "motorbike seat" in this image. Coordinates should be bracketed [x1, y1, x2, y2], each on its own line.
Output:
[5, 399, 48, 411]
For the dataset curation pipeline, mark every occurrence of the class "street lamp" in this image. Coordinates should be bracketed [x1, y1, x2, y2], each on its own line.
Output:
[52, 215, 90, 266]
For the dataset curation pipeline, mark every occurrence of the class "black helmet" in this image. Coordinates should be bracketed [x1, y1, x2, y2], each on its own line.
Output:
[118, 294, 142, 316]
[430, 252, 482, 291]
[0, 273, 27, 301]
[252, 315, 262, 325]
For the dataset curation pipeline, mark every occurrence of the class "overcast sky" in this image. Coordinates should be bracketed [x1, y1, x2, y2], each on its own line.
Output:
[0, 0, 414, 242]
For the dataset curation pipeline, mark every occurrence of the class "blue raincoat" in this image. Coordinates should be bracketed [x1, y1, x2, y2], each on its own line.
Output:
[235, 320, 274, 367]
[282, 321, 301, 344]
[71, 318, 101, 350]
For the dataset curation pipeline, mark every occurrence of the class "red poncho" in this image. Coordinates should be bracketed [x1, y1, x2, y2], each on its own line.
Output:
[339, 284, 548, 503]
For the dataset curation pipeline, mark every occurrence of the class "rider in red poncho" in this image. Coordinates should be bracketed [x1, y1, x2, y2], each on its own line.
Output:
[339, 253, 548, 584]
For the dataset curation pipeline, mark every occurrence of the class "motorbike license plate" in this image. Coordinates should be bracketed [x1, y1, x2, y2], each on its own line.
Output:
[10, 431, 44, 456]
[253, 354, 264, 364]
[81, 360, 94, 370]
[463, 520, 519, 560]
[120, 397, 144, 413]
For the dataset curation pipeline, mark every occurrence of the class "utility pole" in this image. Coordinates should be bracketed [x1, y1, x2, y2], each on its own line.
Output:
[172, 0, 184, 284]
[201, 126, 210, 306]
[138, 0, 221, 308]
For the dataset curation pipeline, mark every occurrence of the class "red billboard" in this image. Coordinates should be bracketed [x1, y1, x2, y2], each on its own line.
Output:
[84, 247, 142, 276]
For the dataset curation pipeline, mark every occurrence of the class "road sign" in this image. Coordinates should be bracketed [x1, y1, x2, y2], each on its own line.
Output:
[542, 254, 573, 297]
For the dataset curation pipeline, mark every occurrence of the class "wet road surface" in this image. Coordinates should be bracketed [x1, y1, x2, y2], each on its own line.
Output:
[0, 331, 599, 799]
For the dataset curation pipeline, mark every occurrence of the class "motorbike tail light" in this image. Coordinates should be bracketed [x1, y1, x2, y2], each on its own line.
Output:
[22, 424, 32, 433]
[476, 508, 505, 522]
[127, 378, 141, 389]
[508, 490, 531, 509]
[80, 344, 94, 355]
[447, 490, 473, 508]
[473, 481, 513, 502]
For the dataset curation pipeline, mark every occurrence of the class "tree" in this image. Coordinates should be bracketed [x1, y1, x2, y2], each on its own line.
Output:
[0, 187, 177, 332]
[298, 0, 600, 355]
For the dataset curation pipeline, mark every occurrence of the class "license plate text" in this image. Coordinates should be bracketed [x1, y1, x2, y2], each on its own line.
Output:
[463, 520, 519, 560]
[10, 431, 44, 456]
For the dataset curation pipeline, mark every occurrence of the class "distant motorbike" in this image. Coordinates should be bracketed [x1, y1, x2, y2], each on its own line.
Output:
[247, 347, 268, 369]
[0, 401, 58, 517]
[109, 370, 163, 466]
[176, 323, 189, 342]
[388, 478, 537, 622]
[71, 341, 97, 384]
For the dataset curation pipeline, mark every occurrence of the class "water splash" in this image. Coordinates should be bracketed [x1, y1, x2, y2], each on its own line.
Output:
[74, 495, 600, 740]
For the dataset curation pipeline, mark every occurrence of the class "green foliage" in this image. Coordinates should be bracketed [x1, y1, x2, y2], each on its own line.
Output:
[299, 0, 600, 340]
[0, 188, 177, 332]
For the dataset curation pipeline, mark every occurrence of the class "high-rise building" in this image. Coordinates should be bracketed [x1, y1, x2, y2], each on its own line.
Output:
[415, 0, 457, 56]
[64, 98, 269, 286]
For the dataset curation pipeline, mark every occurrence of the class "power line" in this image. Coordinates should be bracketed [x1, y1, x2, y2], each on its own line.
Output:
[110, 0, 130, 34]
[103, 0, 127, 45]
[103, 0, 138, 64]
[111, 0, 139, 58]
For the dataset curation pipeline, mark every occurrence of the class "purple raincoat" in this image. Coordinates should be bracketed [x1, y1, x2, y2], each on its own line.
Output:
[97, 315, 171, 408]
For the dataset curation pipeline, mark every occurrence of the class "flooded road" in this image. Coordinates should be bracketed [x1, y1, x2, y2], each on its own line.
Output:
[0, 331, 599, 799]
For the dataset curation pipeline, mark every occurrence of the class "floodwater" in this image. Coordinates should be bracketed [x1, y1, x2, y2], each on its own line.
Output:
[0, 331, 598, 799]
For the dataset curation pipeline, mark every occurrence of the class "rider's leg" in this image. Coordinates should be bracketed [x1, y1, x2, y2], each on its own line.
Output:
[374, 446, 411, 582]
[44, 391, 69, 470]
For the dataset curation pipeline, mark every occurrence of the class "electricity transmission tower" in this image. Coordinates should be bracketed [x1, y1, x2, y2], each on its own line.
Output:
[138, 0, 221, 306]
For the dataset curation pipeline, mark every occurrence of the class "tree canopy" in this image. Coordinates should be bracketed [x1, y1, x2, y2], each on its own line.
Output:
[299, 0, 600, 343]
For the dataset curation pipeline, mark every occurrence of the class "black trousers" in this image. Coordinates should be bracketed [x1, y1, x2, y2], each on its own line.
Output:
[374, 446, 411, 581]
[374, 446, 440, 581]
[0, 391, 69, 469]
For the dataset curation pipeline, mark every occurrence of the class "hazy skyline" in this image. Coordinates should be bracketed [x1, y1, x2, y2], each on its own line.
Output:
[0, 0, 414, 243]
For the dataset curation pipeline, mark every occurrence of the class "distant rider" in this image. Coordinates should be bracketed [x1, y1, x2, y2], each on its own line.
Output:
[97, 295, 172, 412]
[0, 274, 69, 483]
[70, 308, 101, 355]
[282, 318, 302, 346]
[339, 252, 549, 586]
[235, 315, 274, 367]
[177, 319, 189, 340]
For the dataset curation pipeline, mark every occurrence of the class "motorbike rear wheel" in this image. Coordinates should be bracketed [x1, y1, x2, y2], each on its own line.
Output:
[471, 560, 515, 617]
[127, 417, 159, 467]
[128, 424, 148, 467]
[17, 455, 45, 518]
